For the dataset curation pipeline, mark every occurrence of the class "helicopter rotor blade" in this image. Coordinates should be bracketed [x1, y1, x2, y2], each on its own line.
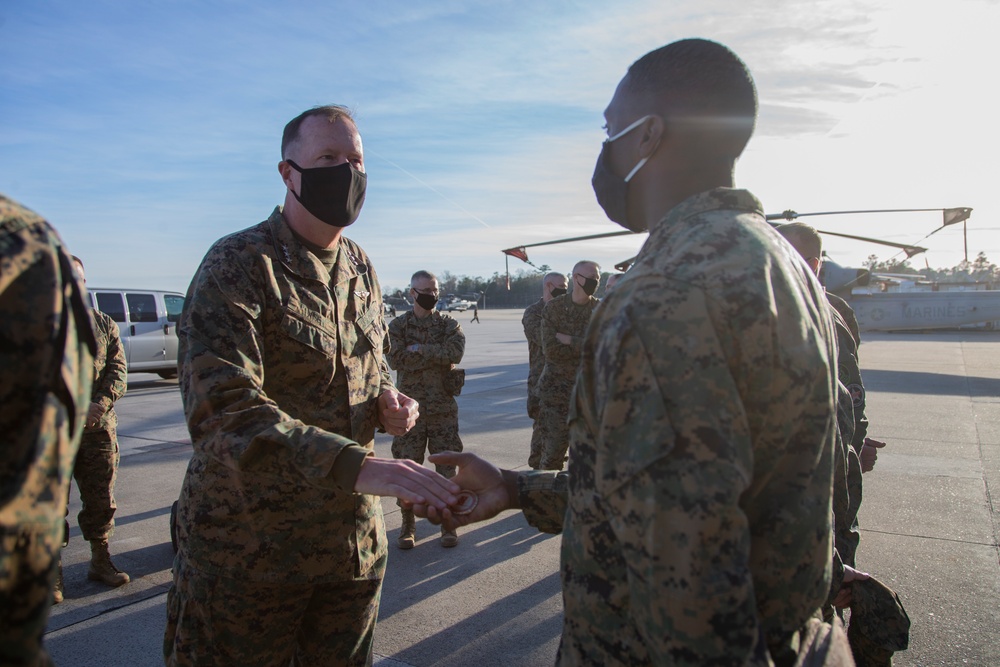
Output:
[813, 230, 928, 258]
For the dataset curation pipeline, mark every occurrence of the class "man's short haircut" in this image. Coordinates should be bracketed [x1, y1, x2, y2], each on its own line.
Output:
[71, 255, 84, 269]
[410, 270, 437, 286]
[777, 222, 823, 260]
[573, 260, 601, 275]
[282, 105, 356, 160]
[623, 38, 757, 159]
[543, 271, 566, 285]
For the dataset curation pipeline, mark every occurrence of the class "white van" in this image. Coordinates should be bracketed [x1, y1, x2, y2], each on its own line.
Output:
[86, 288, 186, 378]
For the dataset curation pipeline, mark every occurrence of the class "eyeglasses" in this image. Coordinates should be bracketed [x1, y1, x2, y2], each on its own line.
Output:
[573, 272, 599, 281]
[411, 287, 439, 296]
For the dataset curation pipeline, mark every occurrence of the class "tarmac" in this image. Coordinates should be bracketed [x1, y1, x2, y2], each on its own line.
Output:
[44, 309, 1000, 666]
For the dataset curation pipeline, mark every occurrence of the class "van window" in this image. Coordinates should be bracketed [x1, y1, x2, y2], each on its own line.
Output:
[95, 293, 127, 324]
[127, 293, 158, 323]
[165, 294, 185, 323]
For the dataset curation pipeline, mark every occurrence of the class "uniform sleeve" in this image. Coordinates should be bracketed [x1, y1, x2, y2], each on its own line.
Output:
[421, 318, 464, 365]
[593, 290, 763, 664]
[179, 248, 363, 491]
[386, 315, 410, 372]
[92, 316, 127, 412]
[541, 302, 577, 364]
[519, 470, 568, 534]
[522, 304, 542, 347]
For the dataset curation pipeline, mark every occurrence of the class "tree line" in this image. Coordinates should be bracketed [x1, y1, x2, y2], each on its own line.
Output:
[864, 251, 1000, 286]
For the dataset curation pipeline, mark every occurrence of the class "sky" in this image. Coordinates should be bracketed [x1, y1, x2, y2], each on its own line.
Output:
[2, 0, 998, 294]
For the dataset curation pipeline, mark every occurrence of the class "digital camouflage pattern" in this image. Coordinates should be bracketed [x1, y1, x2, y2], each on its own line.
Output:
[829, 296, 866, 569]
[522, 189, 838, 666]
[537, 293, 599, 470]
[521, 298, 546, 468]
[848, 576, 910, 666]
[522, 298, 546, 414]
[71, 308, 127, 542]
[0, 194, 95, 665]
[172, 207, 393, 585]
[387, 310, 465, 477]
[165, 553, 384, 666]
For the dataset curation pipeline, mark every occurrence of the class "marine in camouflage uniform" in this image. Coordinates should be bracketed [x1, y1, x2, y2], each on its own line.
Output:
[388, 270, 465, 548]
[418, 40, 842, 666]
[164, 107, 456, 666]
[60, 257, 130, 596]
[522, 272, 568, 469]
[537, 262, 600, 471]
[0, 194, 95, 666]
[519, 189, 838, 665]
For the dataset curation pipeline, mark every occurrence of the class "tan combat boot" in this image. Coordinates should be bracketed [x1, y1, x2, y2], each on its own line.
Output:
[53, 558, 64, 604]
[397, 510, 416, 550]
[88, 539, 130, 587]
[440, 526, 458, 548]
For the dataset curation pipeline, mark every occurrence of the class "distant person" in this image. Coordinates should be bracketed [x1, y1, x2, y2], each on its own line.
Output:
[0, 194, 95, 665]
[387, 271, 466, 548]
[57, 256, 130, 602]
[521, 272, 568, 469]
[414, 39, 845, 665]
[604, 272, 622, 293]
[537, 260, 600, 470]
[164, 105, 460, 666]
[470, 303, 480, 323]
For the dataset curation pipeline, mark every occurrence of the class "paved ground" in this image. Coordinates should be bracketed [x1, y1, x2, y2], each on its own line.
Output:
[44, 309, 1000, 666]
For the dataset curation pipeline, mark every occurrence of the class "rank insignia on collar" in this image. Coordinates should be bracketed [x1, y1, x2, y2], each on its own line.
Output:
[354, 290, 371, 298]
[281, 244, 292, 264]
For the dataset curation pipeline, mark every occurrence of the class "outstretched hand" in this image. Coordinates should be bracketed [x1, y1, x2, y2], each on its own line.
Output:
[408, 452, 516, 530]
[354, 457, 459, 511]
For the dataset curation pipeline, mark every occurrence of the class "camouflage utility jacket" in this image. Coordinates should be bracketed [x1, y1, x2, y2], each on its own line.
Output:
[0, 194, 95, 536]
[521, 188, 838, 666]
[176, 207, 393, 583]
[387, 310, 464, 417]
[85, 308, 127, 433]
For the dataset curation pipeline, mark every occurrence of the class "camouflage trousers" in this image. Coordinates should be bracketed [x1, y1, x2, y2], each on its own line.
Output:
[0, 526, 60, 667]
[66, 427, 119, 543]
[391, 412, 463, 479]
[526, 390, 545, 469]
[537, 390, 572, 471]
[164, 553, 385, 667]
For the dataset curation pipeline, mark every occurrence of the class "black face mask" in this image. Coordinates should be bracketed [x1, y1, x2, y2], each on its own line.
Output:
[578, 277, 599, 297]
[550, 287, 567, 298]
[591, 114, 654, 233]
[287, 160, 367, 228]
[414, 293, 438, 310]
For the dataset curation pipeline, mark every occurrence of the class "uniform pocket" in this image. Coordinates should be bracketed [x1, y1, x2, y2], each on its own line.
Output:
[281, 309, 337, 358]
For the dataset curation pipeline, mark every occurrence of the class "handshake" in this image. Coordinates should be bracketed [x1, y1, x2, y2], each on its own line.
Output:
[406, 453, 521, 529]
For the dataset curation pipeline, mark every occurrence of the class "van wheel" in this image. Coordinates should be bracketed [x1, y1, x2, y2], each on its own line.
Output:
[170, 500, 179, 554]
[157, 370, 178, 379]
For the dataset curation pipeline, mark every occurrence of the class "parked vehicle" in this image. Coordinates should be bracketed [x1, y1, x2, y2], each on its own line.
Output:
[438, 294, 475, 312]
[86, 288, 186, 378]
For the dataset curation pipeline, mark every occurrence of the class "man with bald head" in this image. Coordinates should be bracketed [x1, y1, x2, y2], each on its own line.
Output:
[413, 39, 841, 665]
[164, 105, 460, 666]
[521, 271, 568, 468]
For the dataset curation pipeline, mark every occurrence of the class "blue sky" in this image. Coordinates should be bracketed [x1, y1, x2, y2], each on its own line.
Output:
[2, 1, 997, 293]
